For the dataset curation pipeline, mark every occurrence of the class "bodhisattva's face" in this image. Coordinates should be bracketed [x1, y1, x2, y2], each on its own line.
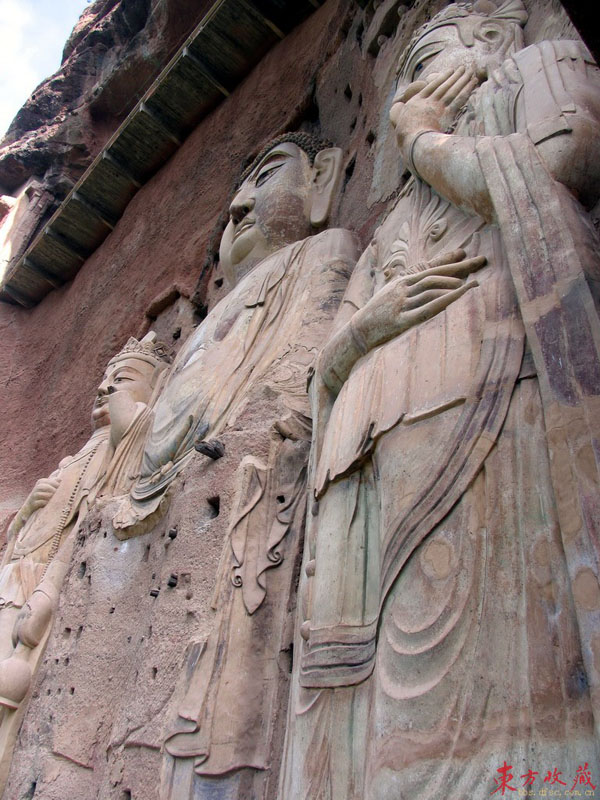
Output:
[397, 20, 502, 94]
[219, 142, 315, 285]
[91, 357, 157, 429]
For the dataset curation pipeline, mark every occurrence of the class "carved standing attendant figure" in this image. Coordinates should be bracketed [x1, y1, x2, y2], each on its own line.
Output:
[282, 3, 600, 798]
[0, 332, 169, 783]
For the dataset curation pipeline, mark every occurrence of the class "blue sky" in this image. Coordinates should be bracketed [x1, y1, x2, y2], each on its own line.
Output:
[0, 0, 90, 137]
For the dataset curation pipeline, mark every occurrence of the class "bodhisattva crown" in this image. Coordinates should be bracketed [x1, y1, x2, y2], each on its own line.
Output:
[108, 331, 172, 369]
[424, 0, 527, 24]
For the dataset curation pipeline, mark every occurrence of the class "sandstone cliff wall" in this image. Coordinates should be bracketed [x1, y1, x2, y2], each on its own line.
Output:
[0, 2, 584, 797]
[0, 0, 215, 197]
[0, 0, 577, 531]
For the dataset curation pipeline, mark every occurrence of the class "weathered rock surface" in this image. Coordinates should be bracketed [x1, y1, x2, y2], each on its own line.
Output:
[0, 0, 214, 201]
[0, 0, 578, 600]
[0, 1, 589, 799]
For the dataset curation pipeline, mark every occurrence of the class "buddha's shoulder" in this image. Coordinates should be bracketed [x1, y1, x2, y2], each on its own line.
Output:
[302, 227, 360, 263]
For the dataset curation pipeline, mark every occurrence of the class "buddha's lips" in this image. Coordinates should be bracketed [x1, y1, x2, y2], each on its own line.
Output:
[233, 218, 255, 240]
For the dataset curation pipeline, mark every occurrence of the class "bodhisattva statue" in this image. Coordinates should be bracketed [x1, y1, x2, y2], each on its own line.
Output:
[282, 2, 600, 798]
[153, 133, 359, 799]
[0, 332, 169, 777]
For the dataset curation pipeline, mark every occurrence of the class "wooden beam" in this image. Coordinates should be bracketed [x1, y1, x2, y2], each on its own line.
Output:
[44, 226, 87, 263]
[72, 191, 116, 231]
[102, 151, 143, 188]
[182, 47, 230, 97]
[23, 257, 63, 289]
[238, 0, 285, 39]
[2, 282, 34, 308]
[139, 103, 182, 147]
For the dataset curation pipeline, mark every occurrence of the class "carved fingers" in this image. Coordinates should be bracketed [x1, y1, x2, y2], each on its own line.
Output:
[28, 477, 60, 512]
[318, 253, 485, 393]
[446, 70, 479, 113]
[426, 66, 477, 108]
[426, 248, 466, 268]
[390, 67, 479, 149]
[392, 68, 464, 106]
[393, 80, 427, 105]
[403, 282, 478, 327]
[404, 277, 464, 308]
[420, 67, 459, 98]
[403, 255, 486, 286]
[400, 253, 485, 314]
[12, 589, 54, 649]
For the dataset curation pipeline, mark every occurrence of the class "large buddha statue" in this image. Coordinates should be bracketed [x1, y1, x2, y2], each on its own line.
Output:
[282, 3, 600, 798]
[0, 332, 170, 782]
[151, 133, 359, 800]
[115, 133, 358, 535]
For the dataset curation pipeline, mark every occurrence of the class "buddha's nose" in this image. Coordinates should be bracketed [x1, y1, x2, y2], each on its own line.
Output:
[229, 190, 255, 225]
[97, 377, 111, 396]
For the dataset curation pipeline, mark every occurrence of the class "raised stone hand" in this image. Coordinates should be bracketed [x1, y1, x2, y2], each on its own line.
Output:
[12, 585, 57, 649]
[26, 477, 60, 514]
[389, 66, 479, 167]
[381, 249, 484, 323]
[319, 249, 485, 393]
[0, 586, 57, 711]
[6, 476, 61, 542]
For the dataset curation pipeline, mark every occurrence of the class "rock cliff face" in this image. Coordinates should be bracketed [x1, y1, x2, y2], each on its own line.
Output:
[0, 0, 213, 200]
[0, 1, 593, 799]
[0, 0, 579, 582]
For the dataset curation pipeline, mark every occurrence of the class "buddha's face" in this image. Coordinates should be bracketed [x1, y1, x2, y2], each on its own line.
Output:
[91, 356, 157, 429]
[220, 142, 314, 284]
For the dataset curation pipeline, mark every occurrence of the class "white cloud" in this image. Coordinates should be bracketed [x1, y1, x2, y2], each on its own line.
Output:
[0, 0, 90, 138]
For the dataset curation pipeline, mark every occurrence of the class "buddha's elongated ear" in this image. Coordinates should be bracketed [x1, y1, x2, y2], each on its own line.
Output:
[309, 147, 343, 228]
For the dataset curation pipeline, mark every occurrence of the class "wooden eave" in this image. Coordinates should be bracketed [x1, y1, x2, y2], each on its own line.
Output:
[0, 0, 322, 307]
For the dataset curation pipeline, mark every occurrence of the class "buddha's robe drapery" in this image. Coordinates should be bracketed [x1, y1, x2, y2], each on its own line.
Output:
[119, 229, 359, 529]
[158, 228, 358, 798]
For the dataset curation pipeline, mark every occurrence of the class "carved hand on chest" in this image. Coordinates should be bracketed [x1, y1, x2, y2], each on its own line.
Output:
[318, 249, 485, 394]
